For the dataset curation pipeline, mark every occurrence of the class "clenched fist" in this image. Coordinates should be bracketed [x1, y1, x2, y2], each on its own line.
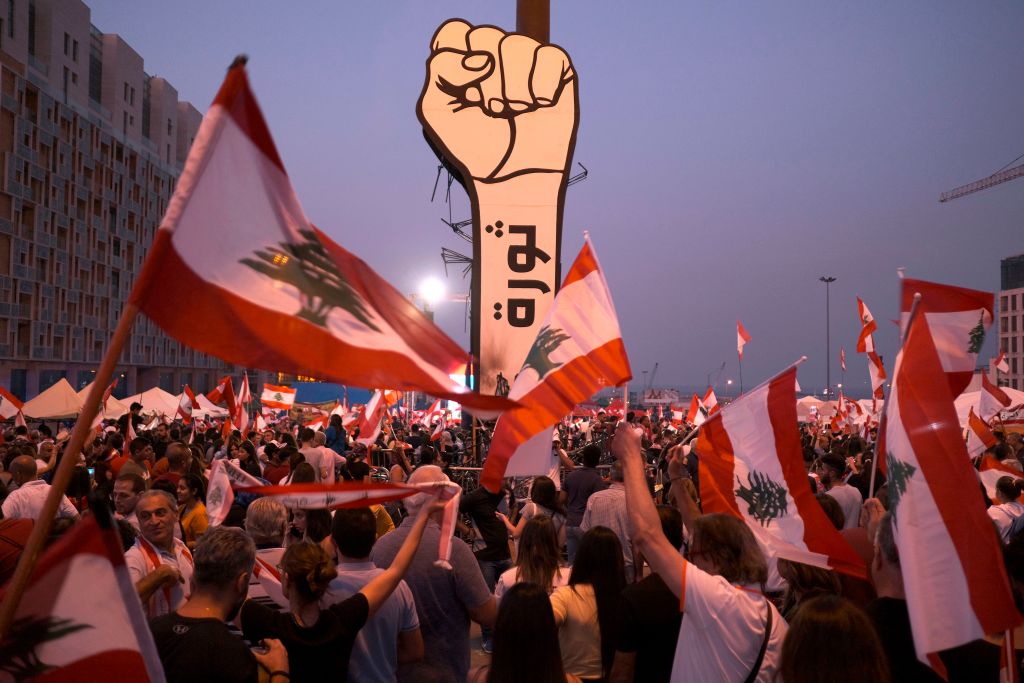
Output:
[417, 19, 579, 182]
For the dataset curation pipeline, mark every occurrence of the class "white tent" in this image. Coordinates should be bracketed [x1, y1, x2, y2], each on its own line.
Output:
[194, 393, 229, 419]
[954, 387, 1024, 427]
[76, 381, 129, 419]
[796, 396, 824, 421]
[123, 387, 181, 419]
[22, 378, 83, 419]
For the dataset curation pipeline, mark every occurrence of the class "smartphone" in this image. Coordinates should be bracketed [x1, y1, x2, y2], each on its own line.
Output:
[87, 467, 95, 477]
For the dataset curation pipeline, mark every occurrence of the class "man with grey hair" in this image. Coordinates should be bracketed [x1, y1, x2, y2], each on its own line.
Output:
[150, 526, 289, 682]
[244, 497, 290, 610]
[371, 465, 495, 682]
[125, 489, 193, 619]
[582, 459, 637, 581]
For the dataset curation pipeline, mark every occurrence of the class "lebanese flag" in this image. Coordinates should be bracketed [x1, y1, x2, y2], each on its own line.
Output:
[0, 386, 23, 420]
[703, 387, 719, 414]
[127, 62, 509, 417]
[480, 237, 632, 491]
[697, 364, 866, 578]
[884, 305, 1019, 666]
[995, 351, 1010, 374]
[421, 398, 443, 427]
[840, 346, 846, 372]
[206, 376, 238, 416]
[329, 400, 344, 418]
[966, 407, 999, 459]
[176, 384, 197, 425]
[737, 320, 751, 359]
[254, 413, 268, 432]
[261, 384, 296, 411]
[867, 351, 887, 400]
[980, 372, 1012, 423]
[89, 380, 118, 431]
[671, 405, 685, 426]
[237, 372, 251, 407]
[0, 515, 167, 681]
[658, 404, 664, 422]
[978, 454, 1024, 500]
[356, 390, 387, 446]
[122, 419, 137, 459]
[856, 297, 877, 353]
[430, 413, 448, 442]
[900, 277, 994, 398]
[686, 394, 707, 427]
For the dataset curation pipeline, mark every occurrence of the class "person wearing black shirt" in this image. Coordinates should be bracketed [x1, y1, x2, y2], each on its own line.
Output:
[609, 504, 685, 682]
[150, 527, 289, 683]
[562, 444, 608, 564]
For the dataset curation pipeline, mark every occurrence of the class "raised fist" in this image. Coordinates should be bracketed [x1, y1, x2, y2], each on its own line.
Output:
[417, 19, 579, 183]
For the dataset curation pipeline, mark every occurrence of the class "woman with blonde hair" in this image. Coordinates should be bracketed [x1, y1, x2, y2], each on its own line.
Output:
[494, 516, 571, 601]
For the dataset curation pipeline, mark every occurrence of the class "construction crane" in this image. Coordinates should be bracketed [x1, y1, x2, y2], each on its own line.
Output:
[940, 153, 1024, 202]
[645, 362, 659, 392]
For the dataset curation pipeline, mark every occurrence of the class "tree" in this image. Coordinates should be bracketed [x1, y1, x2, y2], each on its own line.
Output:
[521, 326, 571, 379]
[967, 315, 986, 354]
[885, 452, 917, 527]
[240, 229, 380, 332]
[0, 615, 91, 681]
[735, 469, 789, 526]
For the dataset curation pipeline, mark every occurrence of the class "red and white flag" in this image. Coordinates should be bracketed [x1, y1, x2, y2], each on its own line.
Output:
[980, 372, 1012, 423]
[856, 297, 877, 353]
[698, 364, 866, 578]
[254, 413, 268, 432]
[0, 386, 23, 420]
[176, 384, 197, 425]
[206, 376, 238, 417]
[840, 346, 846, 372]
[126, 62, 509, 417]
[884, 306, 1019, 666]
[702, 387, 719, 414]
[686, 394, 707, 427]
[237, 372, 251, 408]
[737, 320, 751, 359]
[0, 515, 166, 681]
[978, 453, 1024, 500]
[356, 390, 387, 446]
[260, 384, 296, 411]
[421, 399, 443, 428]
[994, 351, 1010, 374]
[89, 380, 119, 431]
[900, 276, 994, 398]
[966, 407, 999, 459]
[480, 237, 632, 491]
[329, 400, 344, 418]
[430, 413, 448, 442]
[867, 351, 887, 400]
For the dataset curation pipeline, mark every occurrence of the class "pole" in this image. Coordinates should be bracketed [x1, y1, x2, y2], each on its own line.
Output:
[516, 0, 550, 42]
[820, 276, 836, 398]
[622, 381, 629, 414]
[0, 303, 140, 638]
[738, 354, 744, 394]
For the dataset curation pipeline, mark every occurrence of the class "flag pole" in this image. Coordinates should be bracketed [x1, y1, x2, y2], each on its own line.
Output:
[738, 352, 744, 395]
[868, 293, 921, 500]
[0, 303, 141, 638]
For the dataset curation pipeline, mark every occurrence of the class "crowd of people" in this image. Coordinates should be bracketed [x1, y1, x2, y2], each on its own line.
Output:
[1, 402, 1024, 682]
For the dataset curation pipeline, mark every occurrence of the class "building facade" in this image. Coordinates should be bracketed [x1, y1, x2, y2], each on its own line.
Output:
[999, 253, 1024, 390]
[0, 0, 236, 400]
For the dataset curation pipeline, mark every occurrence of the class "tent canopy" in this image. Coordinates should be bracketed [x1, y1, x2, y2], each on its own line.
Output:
[954, 387, 1024, 427]
[123, 387, 181, 418]
[76, 381, 129, 419]
[22, 378, 82, 419]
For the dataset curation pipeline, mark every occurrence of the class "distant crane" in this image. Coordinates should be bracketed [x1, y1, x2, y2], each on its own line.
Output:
[645, 362, 659, 393]
[940, 153, 1024, 202]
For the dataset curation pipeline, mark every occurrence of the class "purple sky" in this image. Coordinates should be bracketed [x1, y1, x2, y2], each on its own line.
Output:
[89, 1, 1024, 398]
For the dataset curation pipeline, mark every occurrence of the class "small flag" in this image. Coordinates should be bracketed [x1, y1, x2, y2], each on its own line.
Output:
[995, 351, 1010, 374]
[703, 387, 719, 414]
[0, 386, 23, 420]
[176, 384, 197, 425]
[979, 372, 1012, 423]
[206, 376, 238, 417]
[356, 390, 387, 446]
[867, 351, 887, 400]
[966, 407, 998, 459]
[840, 347, 846, 372]
[856, 297, 877, 353]
[260, 384, 297, 411]
[737, 320, 751, 359]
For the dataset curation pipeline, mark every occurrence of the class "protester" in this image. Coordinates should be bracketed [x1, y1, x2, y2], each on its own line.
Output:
[125, 490, 194, 619]
[176, 472, 209, 549]
[1, 455, 79, 520]
[111, 472, 146, 530]
[987, 476, 1024, 542]
[562, 444, 606, 564]
[149, 526, 289, 683]
[494, 515, 570, 600]
[244, 497, 290, 610]
[325, 507, 424, 683]
[498, 474, 567, 547]
[581, 461, 635, 581]
[469, 582, 582, 683]
[818, 454, 863, 530]
[119, 436, 155, 480]
[371, 466, 496, 682]
[616, 425, 787, 681]
[240, 494, 444, 681]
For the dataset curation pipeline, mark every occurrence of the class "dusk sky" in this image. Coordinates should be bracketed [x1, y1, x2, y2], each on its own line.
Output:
[89, 1, 1024, 398]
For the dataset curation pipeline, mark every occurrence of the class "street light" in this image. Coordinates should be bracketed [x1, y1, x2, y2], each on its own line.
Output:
[419, 277, 446, 307]
[820, 276, 836, 398]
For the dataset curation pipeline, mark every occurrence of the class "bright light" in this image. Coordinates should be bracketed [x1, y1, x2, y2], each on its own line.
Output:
[419, 277, 446, 306]
[726, 379, 733, 386]
[837, 383, 843, 389]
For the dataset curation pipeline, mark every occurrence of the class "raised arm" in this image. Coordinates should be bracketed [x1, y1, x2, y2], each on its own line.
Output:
[359, 493, 446, 617]
[612, 423, 685, 598]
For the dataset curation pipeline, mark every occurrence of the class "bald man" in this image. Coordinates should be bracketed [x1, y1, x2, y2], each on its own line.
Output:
[1, 455, 79, 520]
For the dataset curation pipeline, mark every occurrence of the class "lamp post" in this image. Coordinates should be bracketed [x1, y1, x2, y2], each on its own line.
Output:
[819, 276, 836, 398]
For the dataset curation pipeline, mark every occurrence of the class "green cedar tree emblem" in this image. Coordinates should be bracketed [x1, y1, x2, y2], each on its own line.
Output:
[735, 469, 788, 526]
[274, 393, 284, 402]
[966, 314, 985, 354]
[522, 326, 571, 379]
[0, 615, 92, 681]
[885, 451, 917, 525]
[240, 229, 380, 332]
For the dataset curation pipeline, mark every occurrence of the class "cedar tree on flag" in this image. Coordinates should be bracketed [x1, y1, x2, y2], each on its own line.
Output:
[260, 384, 296, 411]
[126, 60, 511, 417]
[855, 297, 877, 353]
[0, 515, 166, 682]
[899, 276, 994, 397]
[685, 394, 707, 427]
[697, 363, 866, 578]
[883, 305, 1019, 665]
[480, 237, 632, 492]
[737, 320, 751, 359]
[702, 387, 719, 414]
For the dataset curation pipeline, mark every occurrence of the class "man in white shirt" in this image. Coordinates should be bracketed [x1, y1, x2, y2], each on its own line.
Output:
[124, 490, 194, 619]
[581, 460, 635, 581]
[820, 455, 863, 530]
[244, 498, 289, 610]
[327, 506, 422, 682]
[1, 456, 79, 520]
[299, 427, 344, 483]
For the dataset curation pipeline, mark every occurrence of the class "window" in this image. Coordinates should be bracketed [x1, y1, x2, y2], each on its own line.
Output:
[123, 82, 129, 101]
[72, 39, 78, 62]
[63, 32, 69, 55]
[71, 72, 77, 85]
[7, 1, 12, 39]
[167, 118, 172, 135]
[1003, 296, 1009, 311]
[122, 111, 127, 133]
[1013, 337, 1018, 354]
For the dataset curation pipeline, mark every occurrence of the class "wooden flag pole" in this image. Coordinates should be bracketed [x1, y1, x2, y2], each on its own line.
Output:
[0, 303, 141, 638]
